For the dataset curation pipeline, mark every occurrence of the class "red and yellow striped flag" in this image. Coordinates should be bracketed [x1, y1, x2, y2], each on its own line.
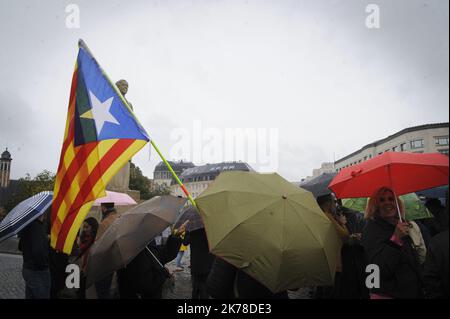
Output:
[51, 40, 149, 254]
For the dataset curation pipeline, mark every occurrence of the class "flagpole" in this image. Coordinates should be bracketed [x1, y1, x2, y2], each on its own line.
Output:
[150, 140, 198, 209]
[78, 39, 197, 209]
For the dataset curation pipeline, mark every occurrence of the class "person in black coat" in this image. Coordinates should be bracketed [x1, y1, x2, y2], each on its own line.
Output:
[422, 229, 449, 298]
[334, 203, 369, 299]
[49, 248, 69, 298]
[18, 214, 51, 299]
[362, 187, 423, 299]
[424, 198, 449, 237]
[422, 190, 449, 299]
[183, 228, 215, 299]
[207, 257, 289, 299]
[117, 226, 186, 299]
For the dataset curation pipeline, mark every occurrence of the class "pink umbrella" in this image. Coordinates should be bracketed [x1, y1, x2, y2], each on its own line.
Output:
[93, 191, 137, 206]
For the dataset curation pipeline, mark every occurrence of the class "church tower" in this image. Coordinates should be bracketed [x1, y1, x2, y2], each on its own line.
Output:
[0, 148, 12, 188]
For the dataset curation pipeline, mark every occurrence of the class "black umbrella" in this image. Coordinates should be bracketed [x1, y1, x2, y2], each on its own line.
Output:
[174, 206, 204, 232]
[298, 172, 337, 198]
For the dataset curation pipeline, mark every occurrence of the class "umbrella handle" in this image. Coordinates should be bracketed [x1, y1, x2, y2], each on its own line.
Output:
[387, 165, 403, 223]
[145, 247, 172, 279]
[145, 246, 164, 269]
[392, 189, 403, 223]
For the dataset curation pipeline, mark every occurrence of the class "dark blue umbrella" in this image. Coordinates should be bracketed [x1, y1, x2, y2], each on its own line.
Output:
[0, 191, 53, 243]
[299, 172, 337, 199]
[416, 185, 448, 199]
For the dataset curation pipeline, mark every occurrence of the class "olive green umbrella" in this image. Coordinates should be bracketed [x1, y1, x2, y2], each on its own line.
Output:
[342, 193, 433, 220]
[195, 171, 342, 293]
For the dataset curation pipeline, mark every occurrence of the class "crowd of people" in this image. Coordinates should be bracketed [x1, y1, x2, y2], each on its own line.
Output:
[16, 186, 449, 299]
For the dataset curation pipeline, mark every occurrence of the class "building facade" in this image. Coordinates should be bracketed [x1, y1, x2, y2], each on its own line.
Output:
[153, 160, 196, 188]
[301, 162, 335, 183]
[334, 123, 449, 172]
[171, 161, 254, 198]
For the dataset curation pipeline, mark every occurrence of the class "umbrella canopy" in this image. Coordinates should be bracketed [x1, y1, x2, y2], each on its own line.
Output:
[342, 193, 433, 220]
[85, 195, 186, 287]
[0, 191, 53, 243]
[174, 205, 204, 232]
[298, 172, 337, 198]
[329, 152, 449, 199]
[416, 185, 448, 199]
[92, 191, 137, 206]
[341, 197, 367, 213]
[196, 171, 342, 293]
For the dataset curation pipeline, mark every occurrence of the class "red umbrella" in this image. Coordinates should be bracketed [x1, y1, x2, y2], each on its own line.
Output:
[329, 152, 449, 220]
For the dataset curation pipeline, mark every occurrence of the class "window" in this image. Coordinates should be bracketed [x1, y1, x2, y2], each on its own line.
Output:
[369, 154, 372, 158]
[392, 146, 398, 152]
[358, 160, 361, 163]
[410, 139, 424, 149]
[400, 143, 407, 151]
[438, 149, 449, 156]
[364, 156, 367, 161]
[378, 152, 383, 155]
[435, 137, 449, 146]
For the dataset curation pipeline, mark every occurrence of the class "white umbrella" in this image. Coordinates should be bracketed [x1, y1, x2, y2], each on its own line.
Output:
[0, 191, 53, 243]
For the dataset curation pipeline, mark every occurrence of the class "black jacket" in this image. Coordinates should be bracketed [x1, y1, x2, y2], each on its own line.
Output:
[117, 235, 182, 299]
[362, 217, 423, 299]
[183, 229, 214, 279]
[423, 229, 449, 299]
[18, 219, 49, 271]
[207, 257, 289, 299]
[49, 248, 69, 298]
[332, 207, 369, 299]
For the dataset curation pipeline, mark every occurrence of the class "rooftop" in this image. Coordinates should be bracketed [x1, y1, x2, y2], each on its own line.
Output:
[154, 160, 195, 172]
[1, 148, 11, 160]
[180, 161, 254, 178]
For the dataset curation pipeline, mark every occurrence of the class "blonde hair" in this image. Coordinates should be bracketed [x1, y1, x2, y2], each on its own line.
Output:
[364, 187, 405, 220]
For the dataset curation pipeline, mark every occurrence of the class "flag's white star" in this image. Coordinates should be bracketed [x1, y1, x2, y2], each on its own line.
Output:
[80, 91, 119, 135]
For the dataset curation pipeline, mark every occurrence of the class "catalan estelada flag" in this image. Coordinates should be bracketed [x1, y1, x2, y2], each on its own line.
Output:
[50, 40, 149, 254]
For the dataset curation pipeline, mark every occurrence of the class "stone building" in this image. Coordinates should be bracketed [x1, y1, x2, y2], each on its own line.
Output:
[334, 122, 449, 171]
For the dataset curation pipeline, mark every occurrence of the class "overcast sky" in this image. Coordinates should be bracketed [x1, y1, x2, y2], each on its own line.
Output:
[0, 0, 448, 182]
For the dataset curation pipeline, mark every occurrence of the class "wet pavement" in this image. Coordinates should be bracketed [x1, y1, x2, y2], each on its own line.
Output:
[0, 245, 310, 299]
